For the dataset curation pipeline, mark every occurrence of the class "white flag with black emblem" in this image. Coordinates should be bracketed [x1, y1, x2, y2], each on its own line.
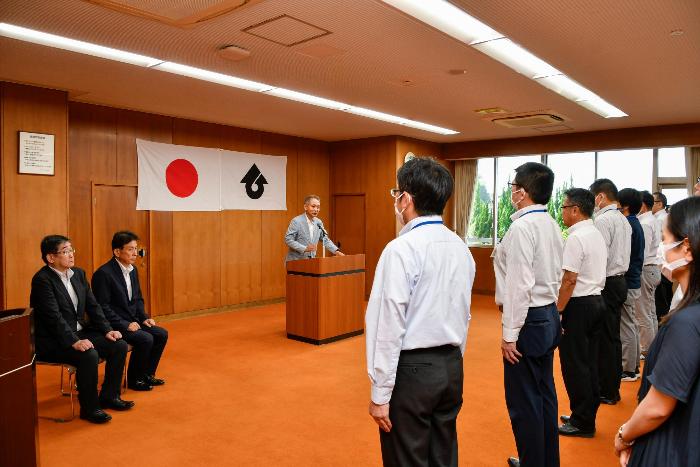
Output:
[220, 151, 287, 210]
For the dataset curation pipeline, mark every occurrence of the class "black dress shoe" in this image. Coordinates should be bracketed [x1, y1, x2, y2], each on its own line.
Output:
[600, 394, 620, 405]
[145, 374, 165, 386]
[128, 380, 154, 391]
[507, 457, 520, 467]
[560, 414, 570, 423]
[558, 422, 595, 438]
[80, 408, 112, 424]
[100, 397, 135, 411]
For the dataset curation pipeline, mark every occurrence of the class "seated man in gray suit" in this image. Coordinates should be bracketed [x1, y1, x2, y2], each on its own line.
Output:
[285, 194, 344, 261]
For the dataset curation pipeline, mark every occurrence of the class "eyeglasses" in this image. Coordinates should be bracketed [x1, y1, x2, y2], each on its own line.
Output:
[389, 188, 402, 198]
[561, 205, 577, 210]
[54, 248, 76, 256]
[507, 182, 521, 188]
[121, 246, 138, 253]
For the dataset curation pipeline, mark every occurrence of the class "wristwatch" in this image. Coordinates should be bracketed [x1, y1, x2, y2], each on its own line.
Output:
[617, 424, 635, 447]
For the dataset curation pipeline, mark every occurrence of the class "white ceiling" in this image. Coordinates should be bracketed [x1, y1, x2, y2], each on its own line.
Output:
[1, 0, 699, 142]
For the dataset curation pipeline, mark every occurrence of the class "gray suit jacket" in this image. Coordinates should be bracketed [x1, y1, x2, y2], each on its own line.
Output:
[285, 213, 339, 262]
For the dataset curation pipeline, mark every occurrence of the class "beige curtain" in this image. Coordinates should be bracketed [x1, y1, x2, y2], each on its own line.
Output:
[454, 159, 478, 241]
[686, 146, 700, 196]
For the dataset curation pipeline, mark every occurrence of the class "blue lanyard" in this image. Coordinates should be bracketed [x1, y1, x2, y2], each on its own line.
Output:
[519, 209, 548, 219]
[411, 220, 443, 230]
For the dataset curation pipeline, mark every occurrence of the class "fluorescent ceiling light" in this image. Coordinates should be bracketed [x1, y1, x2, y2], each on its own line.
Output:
[396, 118, 459, 135]
[577, 98, 628, 118]
[153, 61, 274, 93]
[535, 74, 599, 102]
[0, 22, 457, 135]
[263, 88, 350, 111]
[381, 0, 503, 44]
[381, 1, 627, 118]
[0, 22, 161, 67]
[472, 38, 560, 79]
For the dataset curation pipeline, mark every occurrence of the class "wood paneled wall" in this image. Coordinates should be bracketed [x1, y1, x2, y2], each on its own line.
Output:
[396, 137, 455, 230]
[330, 137, 396, 294]
[330, 136, 456, 295]
[69, 103, 330, 316]
[0, 83, 69, 309]
[470, 247, 496, 295]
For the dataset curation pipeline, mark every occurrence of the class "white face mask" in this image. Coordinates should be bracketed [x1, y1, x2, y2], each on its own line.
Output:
[660, 239, 690, 281]
[394, 192, 408, 226]
[593, 194, 602, 214]
[510, 188, 525, 209]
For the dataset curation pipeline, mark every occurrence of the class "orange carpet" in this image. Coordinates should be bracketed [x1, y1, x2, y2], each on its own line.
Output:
[36, 295, 639, 466]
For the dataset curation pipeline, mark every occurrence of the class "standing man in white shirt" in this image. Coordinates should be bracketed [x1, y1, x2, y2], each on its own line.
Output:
[556, 189, 607, 438]
[636, 192, 662, 357]
[493, 162, 563, 467]
[366, 157, 475, 467]
[652, 192, 673, 321]
[589, 179, 631, 405]
[284, 195, 343, 262]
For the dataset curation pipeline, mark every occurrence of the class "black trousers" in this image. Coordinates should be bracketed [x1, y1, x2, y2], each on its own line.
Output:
[37, 329, 128, 412]
[598, 275, 628, 400]
[504, 304, 561, 467]
[122, 325, 168, 382]
[380, 345, 463, 467]
[559, 295, 604, 431]
[654, 275, 673, 320]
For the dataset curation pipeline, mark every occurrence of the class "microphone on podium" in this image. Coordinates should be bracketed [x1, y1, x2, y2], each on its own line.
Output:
[315, 219, 329, 238]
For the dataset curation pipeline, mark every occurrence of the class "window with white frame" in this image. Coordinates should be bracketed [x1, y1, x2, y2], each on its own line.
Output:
[465, 146, 692, 247]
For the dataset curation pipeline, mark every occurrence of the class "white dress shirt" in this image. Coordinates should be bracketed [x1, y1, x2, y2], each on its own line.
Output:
[306, 216, 315, 240]
[116, 260, 134, 300]
[593, 203, 632, 276]
[493, 204, 563, 342]
[562, 219, 607, 297]
[49, 266, 82, 331]
[654, 210, 668, 247]
[638, 211, 660, 266]
[365, 215, 475, 405]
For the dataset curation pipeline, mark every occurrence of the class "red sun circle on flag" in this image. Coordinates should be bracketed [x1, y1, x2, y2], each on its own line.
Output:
[165, 158, 198, 198]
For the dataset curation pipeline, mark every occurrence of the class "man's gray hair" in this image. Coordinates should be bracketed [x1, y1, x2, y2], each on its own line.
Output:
[304, 194, 320, 204]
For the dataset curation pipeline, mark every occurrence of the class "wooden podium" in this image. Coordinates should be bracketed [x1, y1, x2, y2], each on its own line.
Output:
[0, 308, 40, 467]
[286, 254, 365, 345]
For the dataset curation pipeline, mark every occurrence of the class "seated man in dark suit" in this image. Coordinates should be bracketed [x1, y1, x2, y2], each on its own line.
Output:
[92, 231, 168, 391]
[31, 235, 133, 424]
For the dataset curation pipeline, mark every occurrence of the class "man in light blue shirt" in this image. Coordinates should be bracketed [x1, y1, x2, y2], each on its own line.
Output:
[366, 158, 475, 467]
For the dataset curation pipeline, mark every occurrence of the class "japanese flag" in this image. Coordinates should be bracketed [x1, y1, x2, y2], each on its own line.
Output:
[136, 139, 221, 211]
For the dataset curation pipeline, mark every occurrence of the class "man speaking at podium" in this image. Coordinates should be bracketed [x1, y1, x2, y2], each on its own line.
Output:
[285, 194, 344, 261]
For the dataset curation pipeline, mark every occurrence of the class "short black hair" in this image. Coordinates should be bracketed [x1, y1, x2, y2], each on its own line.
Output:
[618, 188, 642, 215]
[513, 162, 554, 205]
[640, 190, 654, 210]
[112, 231, 139, 251]
[589, 178, 618, 201]
[41, 235, 71, 265]
[653, 191, 668, 208]
[397, 157, 453, 216]
[564, 188, 595, 218]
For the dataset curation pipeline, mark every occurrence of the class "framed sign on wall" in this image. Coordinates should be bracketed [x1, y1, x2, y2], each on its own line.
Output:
[18, 131, 55, 175]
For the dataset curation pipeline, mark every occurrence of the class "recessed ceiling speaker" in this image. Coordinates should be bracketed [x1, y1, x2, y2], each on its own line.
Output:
[217, 44, 251, 61]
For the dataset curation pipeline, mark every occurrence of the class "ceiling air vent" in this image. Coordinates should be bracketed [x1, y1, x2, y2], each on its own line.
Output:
[492, 113, 565, 129]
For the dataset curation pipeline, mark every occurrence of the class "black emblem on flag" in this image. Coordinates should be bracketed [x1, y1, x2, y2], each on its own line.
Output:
[240, 163, 267, 200]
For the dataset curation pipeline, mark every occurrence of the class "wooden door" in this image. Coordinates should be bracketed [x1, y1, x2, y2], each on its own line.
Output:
[92, 185, 150, 311]
[332, 195, 366, 255]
